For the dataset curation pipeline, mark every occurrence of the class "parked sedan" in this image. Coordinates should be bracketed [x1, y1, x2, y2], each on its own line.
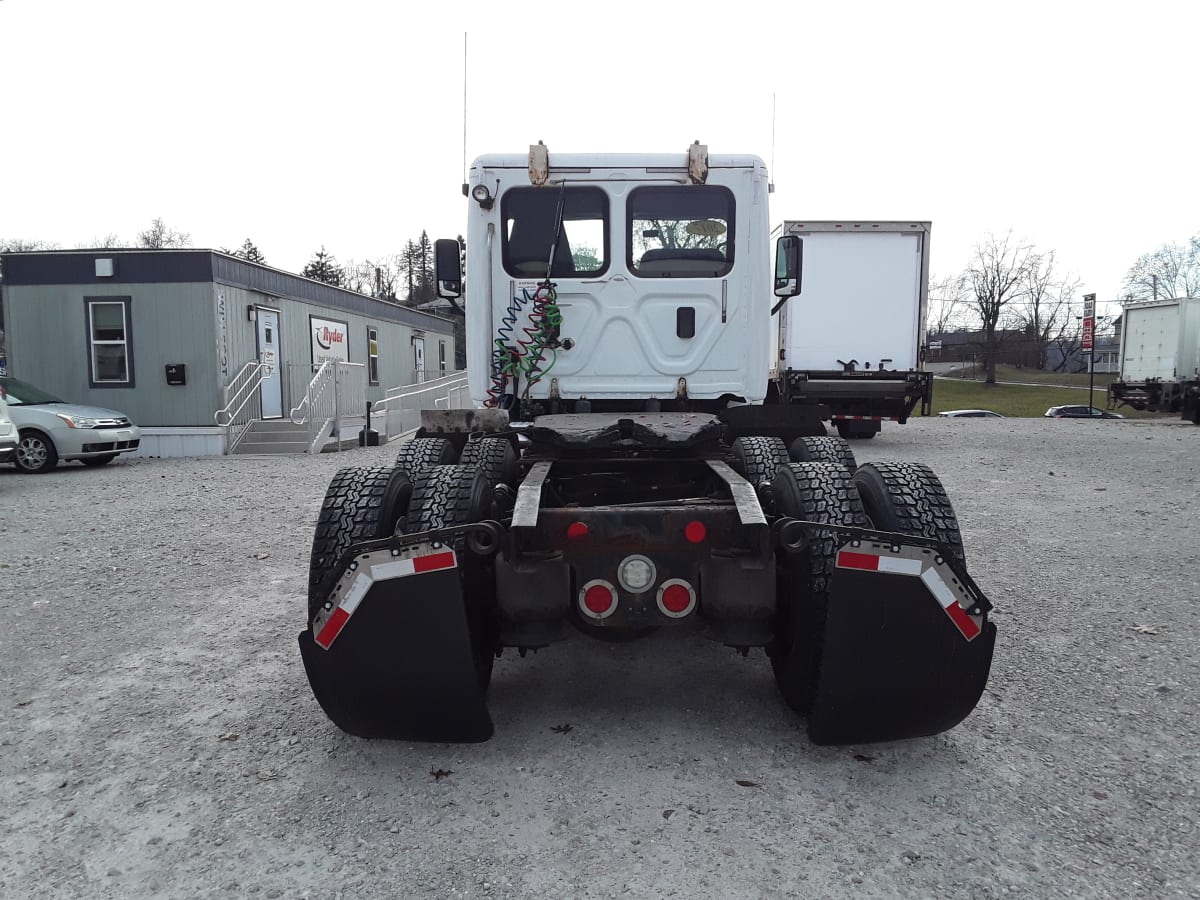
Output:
[0, 394, 15, 462]
[938, 409, 1005, 418]
[0, 376, 142, 473]
[1044, 405, 1124, 419]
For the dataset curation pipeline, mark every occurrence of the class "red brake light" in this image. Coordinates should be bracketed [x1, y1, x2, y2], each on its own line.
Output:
[580, 580, 618, 618]
[684, 521, 706, 543]
[661, 583, 691, 613]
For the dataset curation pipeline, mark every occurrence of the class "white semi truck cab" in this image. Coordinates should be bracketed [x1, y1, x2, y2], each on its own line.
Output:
[297, 144, 996, 747]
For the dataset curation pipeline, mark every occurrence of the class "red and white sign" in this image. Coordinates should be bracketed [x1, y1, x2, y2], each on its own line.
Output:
[1081, 293, 1096, 353]
[310, 316, 350, 365]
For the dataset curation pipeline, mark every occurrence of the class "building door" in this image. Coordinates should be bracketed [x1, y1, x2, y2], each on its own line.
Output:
[413, 337, 426, 383]
[256, 309, 283, 418]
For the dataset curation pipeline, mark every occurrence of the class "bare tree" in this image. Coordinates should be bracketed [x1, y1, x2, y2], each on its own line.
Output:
[0, 237, 60, 251]
[342, 256, 402, 301]
[1010, 251, 1080, 370]
[1047, 317, 1085, 373]
[89, 234, 125, 248]
[927, 274, 972, 336]
[966, 232, 1035, 383]
[137, 217, 191, 249]
[1122, 233, 1200, 301]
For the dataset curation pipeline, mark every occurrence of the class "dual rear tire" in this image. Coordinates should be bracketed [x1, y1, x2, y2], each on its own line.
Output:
[770, 459, 964, 714]
[308, 436, 506, 690]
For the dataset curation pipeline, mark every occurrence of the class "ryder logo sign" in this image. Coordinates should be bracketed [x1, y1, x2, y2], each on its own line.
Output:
[310, 316, 350, 364]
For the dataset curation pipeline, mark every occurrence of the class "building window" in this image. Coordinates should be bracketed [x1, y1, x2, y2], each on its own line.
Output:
[367, 327, 380, 385]
[85, 297, 134, 386]
[439, 341, 446, 376]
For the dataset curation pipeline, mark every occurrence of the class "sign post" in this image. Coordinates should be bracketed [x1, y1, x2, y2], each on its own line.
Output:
[1082, 293, 1096, 412]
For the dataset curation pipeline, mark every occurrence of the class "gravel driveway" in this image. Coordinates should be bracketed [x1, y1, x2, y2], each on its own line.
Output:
[1, 417, 1197, 899]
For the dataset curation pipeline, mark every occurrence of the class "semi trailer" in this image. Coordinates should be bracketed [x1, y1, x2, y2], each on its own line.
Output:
[769, 221, 934, 440]
[298, 144, 996, 745]
[1108, 296, 1200, 424]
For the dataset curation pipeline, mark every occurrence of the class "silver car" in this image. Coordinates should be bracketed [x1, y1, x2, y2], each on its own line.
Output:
[0, 376, 142, 473]
[0, 394, 15, 463]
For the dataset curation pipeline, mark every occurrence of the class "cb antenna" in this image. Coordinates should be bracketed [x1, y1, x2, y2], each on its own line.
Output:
[770, 92, 776, 192]
[462, 32, 468, 192]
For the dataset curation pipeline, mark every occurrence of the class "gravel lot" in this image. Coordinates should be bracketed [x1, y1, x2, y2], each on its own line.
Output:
[1, 417, 1197, 900]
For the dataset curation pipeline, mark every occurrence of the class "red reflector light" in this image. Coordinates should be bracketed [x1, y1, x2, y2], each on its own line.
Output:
[566, 521, 589, 541]
[583, 583, 616, 616]
[684, 521, 706, 543]
[661, 583, 692, 613]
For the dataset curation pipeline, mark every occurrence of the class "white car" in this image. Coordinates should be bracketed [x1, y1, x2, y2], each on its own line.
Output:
[0, 393, 15, 463]
[937, 409, 1005, 418]
[1, 376, 141, 473]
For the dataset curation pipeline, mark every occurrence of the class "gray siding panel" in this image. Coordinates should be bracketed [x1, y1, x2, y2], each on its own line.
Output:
[3, 282, 218, 426]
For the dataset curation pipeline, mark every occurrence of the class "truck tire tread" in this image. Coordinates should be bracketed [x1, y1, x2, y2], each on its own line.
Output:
[731, 436, 789, 487]
[459, 437, 519, 488]
[771, 462, 869, 713]
[308, 465, 412, 620]
[852, 462, 965, 563]
[395, 437, 458, 481]
[404, 464, 496, 688]
[789, 435, 857, 470]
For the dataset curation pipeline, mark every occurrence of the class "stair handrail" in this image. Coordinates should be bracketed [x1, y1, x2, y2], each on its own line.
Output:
[290, 359, 335, 424]
[215, 360, 266, 426]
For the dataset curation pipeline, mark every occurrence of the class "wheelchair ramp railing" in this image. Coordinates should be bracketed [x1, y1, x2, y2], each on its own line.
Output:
[371, 372, 470, 441]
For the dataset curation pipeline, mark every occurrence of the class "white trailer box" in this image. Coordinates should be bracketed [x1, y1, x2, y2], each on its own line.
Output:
[1109, 297, 1200, 413]
[770, 221, 932, 438]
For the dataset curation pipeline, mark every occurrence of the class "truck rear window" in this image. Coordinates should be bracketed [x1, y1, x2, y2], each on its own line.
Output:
[502, 187, 608, 279]
[628, 186, 734, 278]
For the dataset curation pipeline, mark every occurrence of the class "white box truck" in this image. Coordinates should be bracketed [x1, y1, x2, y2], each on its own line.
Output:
[1108, 297, 1200, 423]
[770, 221, 933, 439]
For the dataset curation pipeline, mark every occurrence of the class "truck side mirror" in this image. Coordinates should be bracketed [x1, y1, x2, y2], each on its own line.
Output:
[774, 235, 802, 298]
[434, 238, 463, 299]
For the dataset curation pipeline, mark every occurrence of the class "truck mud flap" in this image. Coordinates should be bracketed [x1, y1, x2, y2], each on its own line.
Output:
[806, 543, 996, 745]
[298, 548, 493, 743]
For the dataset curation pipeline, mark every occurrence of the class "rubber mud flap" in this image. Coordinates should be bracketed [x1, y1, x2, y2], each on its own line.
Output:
[806, 568, 996, 745]
[298, 569, 494, 742]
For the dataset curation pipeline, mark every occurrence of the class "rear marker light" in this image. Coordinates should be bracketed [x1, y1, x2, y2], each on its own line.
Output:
[566, 521, 590, 541]
[685, 521, 707, 543]
[657, 579, 696, 618]
[580, 579, 618, 619]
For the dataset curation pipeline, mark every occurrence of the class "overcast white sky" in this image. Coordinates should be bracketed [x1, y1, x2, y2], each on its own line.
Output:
[2, 0, 1196, 316]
